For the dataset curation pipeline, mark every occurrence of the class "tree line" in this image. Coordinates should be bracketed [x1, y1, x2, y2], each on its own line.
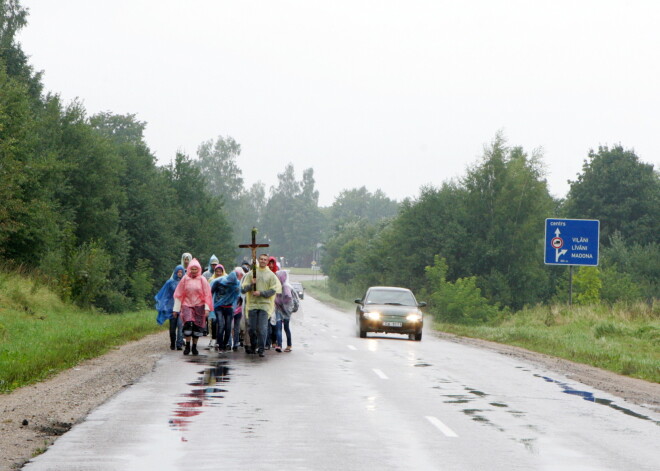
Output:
[0, 1, 396, 312]
[2, 1, 658, 318]
[321, 135, 659, 320]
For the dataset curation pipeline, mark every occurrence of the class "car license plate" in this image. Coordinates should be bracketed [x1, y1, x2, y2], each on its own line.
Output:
[383, 321, 402, 327]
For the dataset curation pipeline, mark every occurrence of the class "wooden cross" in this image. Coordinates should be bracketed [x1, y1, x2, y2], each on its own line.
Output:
[238, 227, 269, 285]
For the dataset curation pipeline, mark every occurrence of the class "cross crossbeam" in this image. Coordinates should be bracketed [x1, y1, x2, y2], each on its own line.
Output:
[238, 227, 269, 284]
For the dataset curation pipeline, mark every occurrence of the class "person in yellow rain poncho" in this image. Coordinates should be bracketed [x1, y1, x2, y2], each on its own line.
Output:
[241, 253, 282, 357]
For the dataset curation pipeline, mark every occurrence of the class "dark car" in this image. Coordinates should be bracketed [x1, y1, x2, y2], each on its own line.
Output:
[291, 281, 304, 299]
[355, 286, 426, 341]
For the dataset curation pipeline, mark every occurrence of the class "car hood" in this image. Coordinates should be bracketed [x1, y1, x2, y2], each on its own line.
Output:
[363, 304, 421, 317]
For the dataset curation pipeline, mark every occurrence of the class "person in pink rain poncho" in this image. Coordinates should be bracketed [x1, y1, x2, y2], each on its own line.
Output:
[173, 258, 213, 356]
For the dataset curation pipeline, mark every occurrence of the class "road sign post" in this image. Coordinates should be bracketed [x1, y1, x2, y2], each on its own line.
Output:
[544, 218, 600, 306]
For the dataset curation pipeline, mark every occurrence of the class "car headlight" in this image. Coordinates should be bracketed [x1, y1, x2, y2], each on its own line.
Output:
[364, 311, 381, 320]
[406, 313, 423, 322]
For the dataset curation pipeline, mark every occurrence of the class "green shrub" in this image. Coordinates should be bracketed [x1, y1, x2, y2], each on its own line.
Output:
[600, 265, 642, 304]
[426, 256, 499, 324]
[69, 242, 112, 307]
[94, 290, 131, 313]
[574, 266, 601, 305]
[129, 259, 153, 310]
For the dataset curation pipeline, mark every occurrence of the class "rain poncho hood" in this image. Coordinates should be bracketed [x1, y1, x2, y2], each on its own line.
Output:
[207, 254, 219, 271]
[181, 252, 192, 270]
[209, 264, 225, 282]
[211, 270, 241, 308]
[173, 258, 213, 309]
[155, 265, 185, 324]
[267, 256, 280, 273]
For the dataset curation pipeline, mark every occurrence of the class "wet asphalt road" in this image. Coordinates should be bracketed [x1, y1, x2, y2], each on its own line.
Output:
[24, 288, 659, 470]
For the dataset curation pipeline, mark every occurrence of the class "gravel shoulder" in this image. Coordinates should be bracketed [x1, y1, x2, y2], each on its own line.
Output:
[0, 332, 169, 471]
[1, 329, 659, 470]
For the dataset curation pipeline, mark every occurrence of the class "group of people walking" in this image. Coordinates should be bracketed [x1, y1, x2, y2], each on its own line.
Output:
[155, 252, 298, 358]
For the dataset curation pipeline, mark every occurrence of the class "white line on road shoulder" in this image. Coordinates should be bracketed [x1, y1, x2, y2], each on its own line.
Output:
[347, 345, 357, 350]
[425, 416, 458, 437]
[372, 368, 388, 379]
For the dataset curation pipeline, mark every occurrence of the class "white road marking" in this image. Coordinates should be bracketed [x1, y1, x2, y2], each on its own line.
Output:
[372, 368, 388, 379]
[347, 345, 357, 350]
[425, 416, 458, 437]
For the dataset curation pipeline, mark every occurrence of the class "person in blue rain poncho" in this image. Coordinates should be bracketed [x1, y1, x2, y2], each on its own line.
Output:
[155, 265, 185, 350]
[211, 268, 242, 352]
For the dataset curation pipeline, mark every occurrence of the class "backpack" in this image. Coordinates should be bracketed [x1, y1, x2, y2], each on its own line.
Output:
[291, 289, 300, 313]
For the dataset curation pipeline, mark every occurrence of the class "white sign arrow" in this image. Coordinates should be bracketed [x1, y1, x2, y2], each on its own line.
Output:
[554, 227, 567, 262]
[555, 249, 567, 262]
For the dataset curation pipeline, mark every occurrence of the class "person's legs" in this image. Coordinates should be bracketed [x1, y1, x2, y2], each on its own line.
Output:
[168, 318, 177, 349]
[176, 316, 184, 349]
[182, 321, 194, 355]
[256, 310, 269, 356]
[221, 307, 233, 350]
[208, 317, 217, 348]
[248, 310, 258, 353]
[191, 323, 204, 355]
[274, 312, 283, 351]
[232, 312, 242, 350]
[283, 318, 292, 349]
[215, 309, 225, 351]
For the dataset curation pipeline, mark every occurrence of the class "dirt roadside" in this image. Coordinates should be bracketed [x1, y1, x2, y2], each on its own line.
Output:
[0, 332, 168, 471]
[1, 330, 658, 470]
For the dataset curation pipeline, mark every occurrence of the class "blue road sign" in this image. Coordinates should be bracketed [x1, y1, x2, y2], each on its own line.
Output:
[544, 218, 600, 266]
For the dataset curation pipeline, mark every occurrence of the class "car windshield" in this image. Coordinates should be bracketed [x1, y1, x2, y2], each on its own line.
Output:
[365, 289, 416, 306]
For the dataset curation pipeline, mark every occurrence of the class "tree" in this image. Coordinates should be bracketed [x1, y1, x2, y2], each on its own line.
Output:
[322, 220, 380, 299]
[374, 183, 468, 291]
[262, 164, 324, 266]
[165, 152, 235, 265]
[90, 112, 181, 279]
[0, 62, 32, 255]
[233, 181, 267, 251]
[196, 135, 244, 197]
[0, 65, 67, 263]
[565, 145, 659, 246]
[461, 134, 554, 309]
[0, 0, 43, 99]
[330, 187, 399, 226]
[195, 135, 246, 247]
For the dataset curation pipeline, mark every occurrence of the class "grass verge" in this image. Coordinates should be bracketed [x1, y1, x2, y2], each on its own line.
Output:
[287, 267, 324, 276]
[303, 279, 660, 383]
[436, 304, 659, 383]
[0, 270, 162, 393]
[303, 280, 355, 311]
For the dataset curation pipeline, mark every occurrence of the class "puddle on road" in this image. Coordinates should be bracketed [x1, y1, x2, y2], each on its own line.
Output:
[461, 408, 505, 431]
[534, 374, 660, 426]
[519, 438, 538, 454]
[170, 358, 232, 432]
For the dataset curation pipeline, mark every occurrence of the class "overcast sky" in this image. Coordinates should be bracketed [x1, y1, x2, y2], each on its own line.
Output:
[17, 0, 660, 206]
